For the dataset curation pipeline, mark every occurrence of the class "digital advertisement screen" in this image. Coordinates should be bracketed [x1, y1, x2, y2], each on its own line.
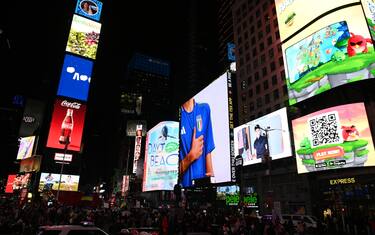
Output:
[234, 108, 292, 166]
[19, 98, 45, 137]
[20, 156, 41, 173]
[5, 174, 31, 193]
[39, 173, 80, 192]
[66, 15, 101, 60]
[46, 98, 86, 152]
[283, 5, 375, 105]
[275, 0, 359, 42]
[16, 136, 36, 160]
[227, 43, 236, 62]
[292, 103, 375, 174]
[133, 125, 143, 174]
[75, 0, 103, 21]
[126, 120, 147, 137]
[143, 121, 179, 192]
[361, 0, 375, 41]
[216, 185, 240, 206]
[179, 72, 233, 188]
[57, 54, 94, 101]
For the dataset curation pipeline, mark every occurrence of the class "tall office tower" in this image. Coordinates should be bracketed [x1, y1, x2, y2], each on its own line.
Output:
[233, 0, 288, 125]
[217, 0, 235, 73]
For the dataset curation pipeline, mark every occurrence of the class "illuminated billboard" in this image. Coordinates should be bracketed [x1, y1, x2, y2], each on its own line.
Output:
[66, 15, 101, 60]
[143, 121, 179, 192]
[216, 185, 240, 206]
[39, 173, 80, 192]
[292, 103, 375, 174]
[361, 0, 375, 41]
[20, 156, 41, 173]
[46, 98, 86, 152]
[57, 54, 94, 101]
[133, 125, 143, 174]
[5, 174, 32, 193]
[283, 5, 375, 105]
[275, 0, 359, 42]
[179, 72, 234, 188]
[234, 108, 292, 166]
[16, 136, 36, 160]
[75, 0, 103, 21]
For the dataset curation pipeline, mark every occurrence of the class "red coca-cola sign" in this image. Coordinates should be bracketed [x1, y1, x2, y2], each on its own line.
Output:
[46, 98, 86, 151]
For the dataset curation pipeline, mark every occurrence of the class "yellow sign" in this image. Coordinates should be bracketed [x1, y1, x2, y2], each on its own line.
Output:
[329, 177, 355, 185]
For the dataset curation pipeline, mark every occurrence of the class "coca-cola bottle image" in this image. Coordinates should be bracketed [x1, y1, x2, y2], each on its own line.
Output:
[59, 108, 74, 145]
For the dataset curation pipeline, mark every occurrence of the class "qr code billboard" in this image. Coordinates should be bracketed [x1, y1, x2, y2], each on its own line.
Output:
[307, 111, 343, 147]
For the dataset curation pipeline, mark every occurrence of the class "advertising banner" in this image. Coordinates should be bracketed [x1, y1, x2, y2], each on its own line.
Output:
[142, 121, 179, 192]
[16, 136, 36, 160]
[19, 155, 41, 172]
[275, 0, 359, 42]
[46, 98, 86, 152]
[292, 103, 375, 173]
[57, 54, 94, 101]
[5, 174, 31, 193]
[179, 72, 232, 187]
[216, 185, 240, 206]
[132, 125, 142, 174]
[66, 14, 101, 59]
[233, 108, 292, 166]
[121, 175, 130, 196]
[361, 0, 375, 41]
[39, 173, 80, 192]
[282, 5, 375, 105]
[227, 43, 236, 62]
[19, 99, 45, 137]
[54, 153, 73, 162]
[75, 0, 103, 21]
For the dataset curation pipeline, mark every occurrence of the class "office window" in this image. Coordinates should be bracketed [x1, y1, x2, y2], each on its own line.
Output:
[252, 48, 258, 57]
[246, 63, 251, 74]
[258, 31, 263, 39]
[251, 36, 256, 44]
[237, 26, 241, 35]
[256, 84, 261, 94]
[268, 48, 274, 58]
[265, 94, 270, 104]
[278, 43, 282, 52]
[261, 54, 266, 64]
[242, 21, 248, 29]
[250, 25, 255, 34]
[255, 71, 260, 81]
[266, 24, 271, 34]
[272, 75, 277, 85]
[247, 75, 253, 84]
[262, 67, 267, 77]
[256, 10, 260, 17]
[242, 104, 248, 114]
[273, 19, 278, 27]
[241, 93, 247, 101]
[249, 102, 254, 110]
[270, 62, 276, 71]
[273, 89, 280, 100]
[245, 53, 250, 62]
[248, 88, 253, 97]
[263, 80, 269, 90]
[245, 41, 249, 50]
[238, 36, 243, 44]
[257, 20, 262, 28]
[244, 31, 249, 40]
[259, 42, 264, 51]
[256, 97, 262, 108]
[238, 47, 243, 56]
[253, 59, 258, 69]
[239, 57, 244, 66]
[267, 36, 273, 45]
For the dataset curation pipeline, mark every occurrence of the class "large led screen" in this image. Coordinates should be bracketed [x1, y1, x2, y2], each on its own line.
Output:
[292, 103, 375, 174]
[5, 174, 31, 193]
[275, 0, 359, 42]
[361, 0, 375, 41]
[283, 5, 375, 105]
[75, 0, 103, 21]
[216, 185, 240, 206]
[234, 108, 292, 166]
[143, 121, 179, 192]
[16, 136, 36, 160]
[179, 72, 233, 188]
[46, 98, 86, 152]
[39, 173, 80, 192]
[66, 15, 101, 60]
[57, 54, 94, 101]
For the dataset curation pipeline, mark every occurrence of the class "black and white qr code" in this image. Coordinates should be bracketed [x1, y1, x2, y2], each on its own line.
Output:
[308, 111, 341, 147]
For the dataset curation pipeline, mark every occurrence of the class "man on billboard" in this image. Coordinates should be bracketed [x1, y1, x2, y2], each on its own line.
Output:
[253, 124, 268, 160]
[179, 98, 215, 187]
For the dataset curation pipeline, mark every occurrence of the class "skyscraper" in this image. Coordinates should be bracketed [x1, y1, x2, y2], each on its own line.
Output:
[233, 0, 287, 125]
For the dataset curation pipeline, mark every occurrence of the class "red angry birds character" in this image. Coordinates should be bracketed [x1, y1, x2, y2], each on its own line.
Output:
[342, 125, 359, 141]
[347, 33, 373, 57]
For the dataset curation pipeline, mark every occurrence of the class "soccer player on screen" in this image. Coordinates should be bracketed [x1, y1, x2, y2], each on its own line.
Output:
[179, 98, 215, 187]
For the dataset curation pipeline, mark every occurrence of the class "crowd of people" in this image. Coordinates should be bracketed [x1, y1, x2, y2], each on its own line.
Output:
[1, 195, 375, 235]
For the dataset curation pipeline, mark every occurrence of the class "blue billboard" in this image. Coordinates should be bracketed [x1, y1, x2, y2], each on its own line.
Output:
[227, 43, 236, 62]
[75, 0, 103, 21]
[57, 54, 94, 101]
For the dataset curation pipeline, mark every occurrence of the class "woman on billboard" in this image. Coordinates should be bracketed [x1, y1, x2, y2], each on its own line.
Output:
[179, 98, 215, 187]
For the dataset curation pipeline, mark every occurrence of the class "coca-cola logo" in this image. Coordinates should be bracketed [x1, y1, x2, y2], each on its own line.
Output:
[61, 100, 81, 109]
[23, 116, 36, 123]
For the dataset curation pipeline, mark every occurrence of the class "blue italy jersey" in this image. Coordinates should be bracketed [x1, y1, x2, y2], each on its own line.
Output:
[180, 101, 215, 187]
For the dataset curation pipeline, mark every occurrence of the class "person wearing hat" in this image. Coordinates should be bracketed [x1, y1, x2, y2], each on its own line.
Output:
[252, 124, 268, 160]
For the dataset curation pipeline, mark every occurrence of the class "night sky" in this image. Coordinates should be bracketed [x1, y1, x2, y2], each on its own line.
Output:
[0, 1, 217, 187]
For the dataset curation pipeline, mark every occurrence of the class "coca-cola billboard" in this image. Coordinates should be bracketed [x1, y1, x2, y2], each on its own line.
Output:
[46, 98, 86, 151]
